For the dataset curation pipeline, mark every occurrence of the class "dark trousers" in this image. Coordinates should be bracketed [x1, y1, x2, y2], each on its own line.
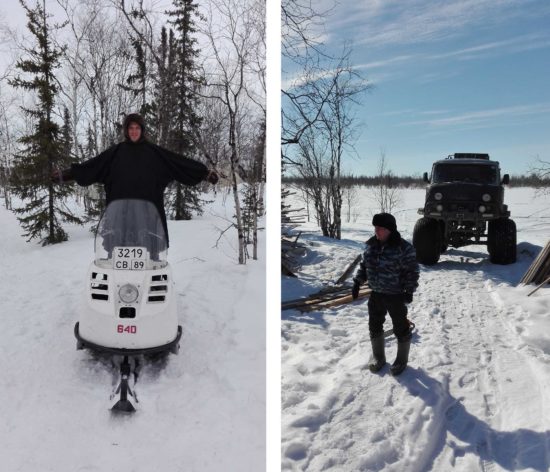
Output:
[368, 292, 411, 342]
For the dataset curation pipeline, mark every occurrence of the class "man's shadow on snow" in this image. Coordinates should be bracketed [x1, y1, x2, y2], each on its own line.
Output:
[396, 367, 549, 471]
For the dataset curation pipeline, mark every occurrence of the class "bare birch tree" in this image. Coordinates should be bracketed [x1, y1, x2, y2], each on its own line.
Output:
[200, 0, 264, 264]
[530, 156, 550, 195]
[0, 92, 15, 210]
[371, 149, 401, 213]
[293, 53, 367, 239]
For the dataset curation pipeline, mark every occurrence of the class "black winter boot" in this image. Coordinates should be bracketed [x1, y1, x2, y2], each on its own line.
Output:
[390, 339, 411, 376]
[368, 334, 386, 373]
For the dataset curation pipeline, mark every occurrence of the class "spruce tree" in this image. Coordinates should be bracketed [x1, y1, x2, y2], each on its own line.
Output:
[122, 37, 151, 121]
[151, 26, 175, 147]
[60, 106, 73, 159]
[9, 0, 82, 245]
[165, 0, 207, 220]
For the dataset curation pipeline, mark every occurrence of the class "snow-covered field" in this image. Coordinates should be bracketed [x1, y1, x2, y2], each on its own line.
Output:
[0, 192, 265, 472]
[282, 187, 550, 471]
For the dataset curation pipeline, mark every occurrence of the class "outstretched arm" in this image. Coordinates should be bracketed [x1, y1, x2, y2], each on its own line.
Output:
[52, 145, 118, 186]
[158, 146, 216, 186]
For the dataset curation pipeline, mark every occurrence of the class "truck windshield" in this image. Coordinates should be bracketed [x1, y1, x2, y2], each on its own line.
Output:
[94, 199, 168, 269]
[432, 164, 498, 184]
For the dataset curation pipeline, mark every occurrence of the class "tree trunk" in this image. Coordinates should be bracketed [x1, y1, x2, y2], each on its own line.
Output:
[230, 156, 245, 264]
[252, 182, 259, 260]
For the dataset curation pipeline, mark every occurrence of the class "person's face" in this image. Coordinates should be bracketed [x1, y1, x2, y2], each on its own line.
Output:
[374, 226, 391, 242]
[128, 122, 142, 142]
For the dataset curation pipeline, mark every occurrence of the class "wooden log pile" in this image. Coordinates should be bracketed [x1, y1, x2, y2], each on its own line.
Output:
[520, 240, 550, 285]
[282, 285, 371, 312]
[282, 255, 369, 312]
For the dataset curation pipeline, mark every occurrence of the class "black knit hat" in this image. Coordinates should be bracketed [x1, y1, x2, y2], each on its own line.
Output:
[123, 113, 146, 141]
[372, 213, 397, 232]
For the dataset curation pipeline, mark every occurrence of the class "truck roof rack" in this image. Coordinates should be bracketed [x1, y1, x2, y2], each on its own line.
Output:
[447, 153, 490, 160]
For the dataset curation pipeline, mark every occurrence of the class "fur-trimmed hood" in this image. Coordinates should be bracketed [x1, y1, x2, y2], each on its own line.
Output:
[122, 113, 146, 142]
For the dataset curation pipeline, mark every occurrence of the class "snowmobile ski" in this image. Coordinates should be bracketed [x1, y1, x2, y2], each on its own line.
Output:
[111, 356, 139, 413]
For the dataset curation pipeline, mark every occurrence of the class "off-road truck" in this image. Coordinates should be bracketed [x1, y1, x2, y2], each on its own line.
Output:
[413, 153, 516, 265]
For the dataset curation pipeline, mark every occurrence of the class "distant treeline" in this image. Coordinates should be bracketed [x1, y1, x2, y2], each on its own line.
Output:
[282, 174, 550, 188]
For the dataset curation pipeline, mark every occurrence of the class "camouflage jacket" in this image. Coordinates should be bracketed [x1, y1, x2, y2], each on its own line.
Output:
[354, 231, 419, 295]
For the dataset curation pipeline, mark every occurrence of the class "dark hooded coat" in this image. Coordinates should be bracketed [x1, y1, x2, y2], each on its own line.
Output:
[70, 115, 208, 245]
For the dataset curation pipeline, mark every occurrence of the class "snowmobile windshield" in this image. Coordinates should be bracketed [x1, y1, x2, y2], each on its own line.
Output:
[432, 164, 499, 184]
[95, 199, 168, 270]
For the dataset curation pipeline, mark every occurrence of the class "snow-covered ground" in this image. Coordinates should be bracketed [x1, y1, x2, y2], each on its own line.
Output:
[0, 192, 265, 471]
[282, 187, 550, 471]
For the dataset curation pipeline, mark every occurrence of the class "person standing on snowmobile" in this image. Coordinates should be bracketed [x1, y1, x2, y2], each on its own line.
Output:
[51, 113, 218, 246]
[351, 213, 419, 375]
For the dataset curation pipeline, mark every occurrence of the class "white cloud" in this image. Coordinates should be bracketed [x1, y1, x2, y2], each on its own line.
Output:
[400, 103, 550, 128]
[427, 33, 550, 61]
[355, 55, 417, 70]
[326, 0, 550, 49]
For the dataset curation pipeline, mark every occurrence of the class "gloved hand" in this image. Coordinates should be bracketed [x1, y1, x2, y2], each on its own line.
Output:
[404, 292, 413, 304]
[51, 169, 62, 183]
[352, 279, 361, 300]
[206, 170, 219, 185]
[50, 168, 72, 184]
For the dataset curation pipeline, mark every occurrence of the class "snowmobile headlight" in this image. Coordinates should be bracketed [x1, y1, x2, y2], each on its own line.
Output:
[119, 284, 139, 304]
[434, 192, 443, 200]
[479, 205, 486, 213]
[482, 193, 491, 202]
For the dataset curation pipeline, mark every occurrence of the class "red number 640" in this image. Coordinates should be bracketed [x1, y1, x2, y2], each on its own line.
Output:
[117, 324, 137, 334]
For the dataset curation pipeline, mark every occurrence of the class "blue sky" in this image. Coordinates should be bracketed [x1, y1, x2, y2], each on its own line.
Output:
[283, 0, 550, 177]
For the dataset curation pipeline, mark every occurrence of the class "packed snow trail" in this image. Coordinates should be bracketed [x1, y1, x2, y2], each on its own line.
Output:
[282, 188, 550, 472]
[283, 248, 550, 471]
[0, 196, 265, 472]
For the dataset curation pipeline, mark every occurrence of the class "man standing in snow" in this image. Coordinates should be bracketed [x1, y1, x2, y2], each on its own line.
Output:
[352, 213, 419, 375]
[52, 113, 218, 245]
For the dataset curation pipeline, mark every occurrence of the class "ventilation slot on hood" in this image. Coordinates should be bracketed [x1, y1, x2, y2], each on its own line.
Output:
[148, 275, 168, 302]
[150, 285, 167, 292]
[91, 272, 109, 301]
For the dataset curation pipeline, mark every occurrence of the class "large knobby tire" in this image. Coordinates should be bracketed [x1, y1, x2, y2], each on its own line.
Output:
[439, 221, 448, 253]
[413, 217, 442, 265]
[487, 218, 516, 264]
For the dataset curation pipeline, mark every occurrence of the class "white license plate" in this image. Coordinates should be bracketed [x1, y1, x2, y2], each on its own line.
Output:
[113, 247, 147, 270]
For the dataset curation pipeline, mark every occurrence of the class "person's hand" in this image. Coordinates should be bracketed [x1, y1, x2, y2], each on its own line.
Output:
[352, 279, 361, 300]
[51, 168, 72, 184]
[206, 170, 219, 185]
[51, 169, 63, 183]
[404, 292, 413, 304]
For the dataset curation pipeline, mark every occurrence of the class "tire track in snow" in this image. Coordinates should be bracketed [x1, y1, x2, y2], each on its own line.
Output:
[416, 262, 501, 471]
[413, 253, 549, 471]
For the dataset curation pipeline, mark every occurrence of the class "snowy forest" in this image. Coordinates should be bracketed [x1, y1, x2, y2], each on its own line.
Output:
[0, 0, 265, 264]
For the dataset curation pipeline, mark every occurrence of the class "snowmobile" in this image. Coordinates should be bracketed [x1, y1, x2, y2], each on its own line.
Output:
[74, 199, 182, 412]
